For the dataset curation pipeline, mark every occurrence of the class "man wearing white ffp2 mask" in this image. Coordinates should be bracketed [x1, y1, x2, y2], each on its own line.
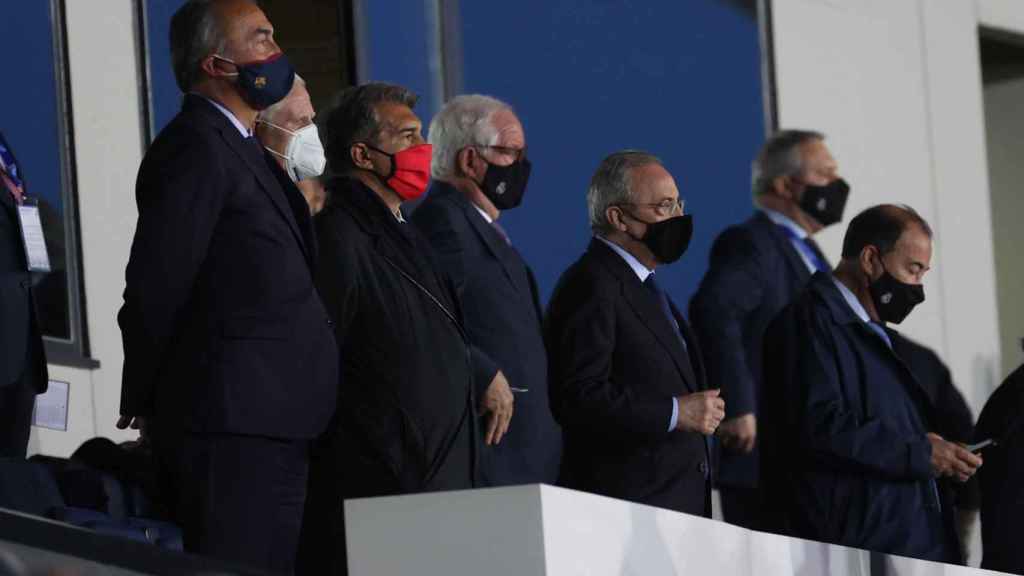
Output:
[256, 75, 327, 209]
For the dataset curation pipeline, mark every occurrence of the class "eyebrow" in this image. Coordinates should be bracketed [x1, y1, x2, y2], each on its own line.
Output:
[252, 27, 273, 39]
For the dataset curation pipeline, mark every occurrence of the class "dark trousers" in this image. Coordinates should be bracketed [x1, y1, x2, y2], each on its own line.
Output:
[719, 485, 765, 531]
[155, 429, 310, 574]
[0, 378, 36, 458]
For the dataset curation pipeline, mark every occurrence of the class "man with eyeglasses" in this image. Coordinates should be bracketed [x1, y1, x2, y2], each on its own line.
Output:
[689, 130, 848, 530]
[411, 95, 561, 487]
[544, 150, 724, 516]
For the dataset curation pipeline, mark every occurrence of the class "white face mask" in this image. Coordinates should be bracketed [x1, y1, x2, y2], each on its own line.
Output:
[259, 120, 326, 182]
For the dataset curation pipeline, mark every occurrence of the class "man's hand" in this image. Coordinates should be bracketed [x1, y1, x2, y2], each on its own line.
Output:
[676, 389, 725, 435]
[480, 371, 514, 446]
[928, 433, 982, 482]
[718, 413, 757, 454]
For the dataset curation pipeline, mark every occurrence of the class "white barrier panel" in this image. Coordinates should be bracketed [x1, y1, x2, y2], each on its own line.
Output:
[345, 484, 1007, 576]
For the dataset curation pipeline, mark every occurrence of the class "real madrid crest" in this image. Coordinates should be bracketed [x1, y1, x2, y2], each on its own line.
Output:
[880, 292, 893, 304]
[496, 181, 507, 195]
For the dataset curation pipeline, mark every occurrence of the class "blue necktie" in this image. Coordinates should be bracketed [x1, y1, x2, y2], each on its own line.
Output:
[777, 225, 829, 272]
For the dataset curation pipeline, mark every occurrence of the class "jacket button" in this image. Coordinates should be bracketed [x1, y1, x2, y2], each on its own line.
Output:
[699, 461, 709, 478]
[325, 318, 334, 328]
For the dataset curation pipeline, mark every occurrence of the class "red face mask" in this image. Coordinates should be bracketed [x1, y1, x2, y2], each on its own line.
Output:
[365, 143, 433, 201]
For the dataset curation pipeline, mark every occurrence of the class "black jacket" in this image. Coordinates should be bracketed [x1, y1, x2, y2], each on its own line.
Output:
[545, 238, 710, 516]
[411, 181, 561, 486]
[312, 176, 476, 496]
[0, 131, 47, 392]
[761, 272, 957, 563]
[689, 211, 818, 488]
[975, 363, 1024, 574]
[118, 95, 337, 439]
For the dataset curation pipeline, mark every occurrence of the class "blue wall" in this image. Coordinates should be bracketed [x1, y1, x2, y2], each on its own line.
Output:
[457, 1, 765, 307]
[0, 1, 67, 214]
[146, 0, 188, 136]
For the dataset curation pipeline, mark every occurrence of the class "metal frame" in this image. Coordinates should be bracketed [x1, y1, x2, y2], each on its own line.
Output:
[757, 0, 779, 133]
[42, 0, 97, 369]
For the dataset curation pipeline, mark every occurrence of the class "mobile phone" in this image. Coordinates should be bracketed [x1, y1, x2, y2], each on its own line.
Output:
[966, 438, 997, 453]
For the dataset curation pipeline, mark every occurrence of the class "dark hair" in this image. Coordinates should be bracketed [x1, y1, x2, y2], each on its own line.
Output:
[841, 204, 933, 259]
[319, 83, 419, 175]
[752, 129, 825, 196]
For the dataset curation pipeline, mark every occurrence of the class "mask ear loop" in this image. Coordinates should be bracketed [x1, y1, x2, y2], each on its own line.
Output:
[211, 55, 241, 78]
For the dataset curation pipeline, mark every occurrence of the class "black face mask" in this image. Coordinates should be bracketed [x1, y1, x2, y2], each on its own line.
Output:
[868, 262, 925, 324]
[479, 158, 532, 210]
[799, 178, 850, 227]
[622, 211, 694, 265]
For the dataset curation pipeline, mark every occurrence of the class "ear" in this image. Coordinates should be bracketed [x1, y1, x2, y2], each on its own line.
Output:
[350, 143, 374, 171]
[859, 244, 882, 280]
[199, 54, 225, 80]
[457, 146, 480, 180]
[773, 175, 796, 200]
[605, 205, 628, 233]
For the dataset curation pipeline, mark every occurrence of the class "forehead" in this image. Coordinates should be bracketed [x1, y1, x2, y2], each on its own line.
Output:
[630, 163, 678, 202]
[219, 0, 272, 38]
[893, 223, 933, 262]
[375, 101, 420, 129]
[490, 109, 525, 146]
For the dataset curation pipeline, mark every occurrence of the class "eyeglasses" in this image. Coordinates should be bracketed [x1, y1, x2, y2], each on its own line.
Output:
[475, 144, 528, 162]
[619, 198, 685, 218]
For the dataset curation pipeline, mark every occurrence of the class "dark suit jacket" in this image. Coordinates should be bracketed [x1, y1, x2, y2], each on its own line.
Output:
[689, 211, 816, 488]
[975, 363, 1024, 574]
[0, 131, 47, 392]
[760, 272, 956, 563]
[545, 238, 710, 516]
[411, 181, 561, 486]
[118, 95, 337, 439]
[894, 334, 980, 513]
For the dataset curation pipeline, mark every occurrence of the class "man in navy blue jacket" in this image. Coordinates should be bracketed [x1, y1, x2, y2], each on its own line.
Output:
[412, 95, 561, 486]
[690, 130, 847, 529]
[760, 204, 981, 562]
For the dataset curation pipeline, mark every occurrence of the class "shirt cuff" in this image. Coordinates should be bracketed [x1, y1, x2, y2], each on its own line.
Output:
[668, 398, 679, 432]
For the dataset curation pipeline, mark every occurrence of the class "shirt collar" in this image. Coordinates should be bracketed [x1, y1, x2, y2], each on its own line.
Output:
[597, 236, 653, 282]
[472, 203, 494, 224]
[761, 208, 809, 240]
[830, 275, 872, 324]
[195, 94, 252, 138]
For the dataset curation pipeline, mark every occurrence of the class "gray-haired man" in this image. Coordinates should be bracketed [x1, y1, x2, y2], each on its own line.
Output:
[411, 95, 561, 486]
[689, 130, 848, 530]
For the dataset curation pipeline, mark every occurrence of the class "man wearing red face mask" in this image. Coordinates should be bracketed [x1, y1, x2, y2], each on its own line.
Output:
[296, 83, 480, 575]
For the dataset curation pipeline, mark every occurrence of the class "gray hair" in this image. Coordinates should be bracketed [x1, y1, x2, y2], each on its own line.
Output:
[587, 150, 663, 233]
[751, 129, 825, 196]
[170, 0, 231, 92]
[258, 74, 306, 125]
[428, 94, 511, 180]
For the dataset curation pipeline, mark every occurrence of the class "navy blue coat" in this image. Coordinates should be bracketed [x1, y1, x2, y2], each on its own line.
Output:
[689, 212, 816, 488]
[545, 239, 711, 516]
[118, 95, 338, 439]
[760, 272, 957, 562]
[411, 182, 561, 486]
[975, 364, 1024, 574]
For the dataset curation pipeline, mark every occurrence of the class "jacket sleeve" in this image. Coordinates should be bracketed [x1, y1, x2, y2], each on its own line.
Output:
[119, 134, 228, 417]
[412, 204, 498, 399]
[546, 280, 674, 441]
[689, 227, 765, 417]
[794, 303, 934, 481]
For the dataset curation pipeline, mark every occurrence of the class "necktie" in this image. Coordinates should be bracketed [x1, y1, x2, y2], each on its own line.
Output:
[491, 220, 511, 245]
[643, 274, 688, 354]
[0, 142, 24, 204]
[0, 167, 22, 204]
[802, 236, 830, 272]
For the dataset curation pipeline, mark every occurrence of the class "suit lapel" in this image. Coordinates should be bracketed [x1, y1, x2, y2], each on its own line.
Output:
[758, 213, 811, 284]
[188, 96, 311, 265]
[590, 239, 697, 393]
[455, 191, 529, 296]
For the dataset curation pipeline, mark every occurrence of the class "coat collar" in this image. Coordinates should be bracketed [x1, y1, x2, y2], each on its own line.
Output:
[427, 180, 527, 295]
[183, 94, 311, 264]
[587, 238, 698, 392]
[752, 211, 812, 284]
[806, 271, 865, 326]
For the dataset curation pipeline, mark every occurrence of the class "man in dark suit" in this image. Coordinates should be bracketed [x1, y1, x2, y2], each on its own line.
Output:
[116, 1, 337, 571]
[545, 151, 725, 516]
[689, 129, 848, 530]
[411, 95, 561, 486]
[975, 349, 1024, 574]
[760, 204, 981, 562]
[297, 83, 491, 575]
[0, 130, 48, 458]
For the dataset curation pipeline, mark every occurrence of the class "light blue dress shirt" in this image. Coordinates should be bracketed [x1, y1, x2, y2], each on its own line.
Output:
[761, 208, 821, 274]
[830, 276, 893, 349]
[597, 237, 680, 432]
